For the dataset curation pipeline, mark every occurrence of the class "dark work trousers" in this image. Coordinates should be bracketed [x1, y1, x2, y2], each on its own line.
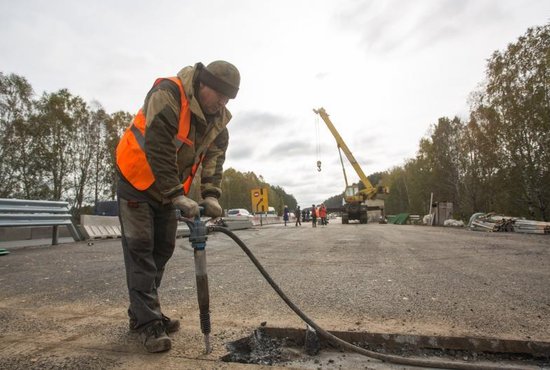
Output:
[118, 197, 177, 329]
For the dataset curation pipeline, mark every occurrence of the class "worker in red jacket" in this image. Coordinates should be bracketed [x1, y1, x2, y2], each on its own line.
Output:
[319, 204, 327, 226]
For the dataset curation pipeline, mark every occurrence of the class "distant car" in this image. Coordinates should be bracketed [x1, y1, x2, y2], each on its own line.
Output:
[227, 208, 253, 217]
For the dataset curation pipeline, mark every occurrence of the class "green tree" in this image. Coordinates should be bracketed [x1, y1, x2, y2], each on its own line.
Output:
[270, 184, 297, 214]
[477, 24, 550, 219]
[87, 105, 110, 205]
[34, 89, 86, 201]
[217, 168, 297, 214]
[105, 111, 133, 200]
[424, 117, 464, 210]
[69, 100, 94, 214]
[384, 166, 409, 215]
[460, 109, 503, 215]
[323, 193, 343, 209]
[0, 73, 35, 197]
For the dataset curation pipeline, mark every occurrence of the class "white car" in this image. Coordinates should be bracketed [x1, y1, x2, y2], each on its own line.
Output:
[227, 208, 253, 217]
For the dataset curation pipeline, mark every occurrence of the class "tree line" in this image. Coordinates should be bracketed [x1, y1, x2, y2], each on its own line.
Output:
[320, 25, 549, 222]
[0, 76, 132, 216]
[0, 75, 296, 217]
[382, 24, 549, 221]
[1, 24, 548, 221]
[209, 168, 297, 215]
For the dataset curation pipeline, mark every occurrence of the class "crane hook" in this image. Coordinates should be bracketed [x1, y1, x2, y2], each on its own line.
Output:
[316, 160, 322, 172]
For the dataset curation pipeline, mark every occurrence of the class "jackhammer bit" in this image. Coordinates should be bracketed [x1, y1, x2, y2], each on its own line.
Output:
[188, 211, 212, 354]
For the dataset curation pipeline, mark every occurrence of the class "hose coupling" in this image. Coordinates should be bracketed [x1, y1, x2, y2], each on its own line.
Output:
[189, 213, 207, 250]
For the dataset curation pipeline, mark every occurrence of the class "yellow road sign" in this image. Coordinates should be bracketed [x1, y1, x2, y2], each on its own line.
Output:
[250, 188, 269, 213]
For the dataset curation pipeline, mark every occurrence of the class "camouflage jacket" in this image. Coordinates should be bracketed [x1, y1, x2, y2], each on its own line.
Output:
[120, 63, 231, 203]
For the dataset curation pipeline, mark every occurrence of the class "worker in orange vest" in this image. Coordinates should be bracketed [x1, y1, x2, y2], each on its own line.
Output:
[116, 61, 240, 353]
[319, 204, 327, 226]
[311, 204, 318, 227]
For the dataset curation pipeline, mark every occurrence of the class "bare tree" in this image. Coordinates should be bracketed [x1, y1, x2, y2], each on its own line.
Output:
[104, 111, 133, 200]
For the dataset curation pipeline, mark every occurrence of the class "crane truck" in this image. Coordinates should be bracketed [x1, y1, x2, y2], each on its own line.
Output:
[313, 107, 388, 224]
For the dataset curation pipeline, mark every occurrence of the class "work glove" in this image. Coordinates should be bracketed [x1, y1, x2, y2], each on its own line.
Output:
[199, 196, 222, 218]
[171, 195, 200, 218]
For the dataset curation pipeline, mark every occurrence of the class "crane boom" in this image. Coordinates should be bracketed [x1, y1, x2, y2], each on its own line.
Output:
[313, 107, 377, 199]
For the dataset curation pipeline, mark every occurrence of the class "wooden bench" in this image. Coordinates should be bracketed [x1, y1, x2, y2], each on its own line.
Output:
[0, 198, 81, 245]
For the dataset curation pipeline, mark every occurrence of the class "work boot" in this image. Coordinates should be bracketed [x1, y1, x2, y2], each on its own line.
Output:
[129, 317, 138, 333]
[162, 314, 180, 334]
[130, 314, 180, 334]
[139, 321, 171, 353]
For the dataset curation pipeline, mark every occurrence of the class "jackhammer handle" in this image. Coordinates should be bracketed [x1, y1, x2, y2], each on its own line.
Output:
[178, 207, 205, 229]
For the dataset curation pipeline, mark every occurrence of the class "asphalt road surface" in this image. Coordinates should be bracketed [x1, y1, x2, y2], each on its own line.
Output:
[1, 222, 549, 369]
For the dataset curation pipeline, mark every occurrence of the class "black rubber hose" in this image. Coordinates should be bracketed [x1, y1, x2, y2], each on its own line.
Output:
[210, 226, 526, 370]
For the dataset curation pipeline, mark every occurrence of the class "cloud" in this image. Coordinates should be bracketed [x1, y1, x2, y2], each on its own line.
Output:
[230, 110, 293, 135]
[268, 140, 314, 157]
[226, 141, 256, 161]
[335, 0, 514, 55]
[3, 0, 549, 208]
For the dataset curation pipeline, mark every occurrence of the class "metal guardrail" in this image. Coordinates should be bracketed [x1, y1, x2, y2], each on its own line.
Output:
[0, 198, 82, 245]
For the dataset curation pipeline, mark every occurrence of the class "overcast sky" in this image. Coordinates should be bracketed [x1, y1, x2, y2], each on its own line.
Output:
[1, 0, 549, 208]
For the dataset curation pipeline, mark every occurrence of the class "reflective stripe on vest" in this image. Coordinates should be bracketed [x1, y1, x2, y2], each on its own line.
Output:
[116, 77, 203, 194]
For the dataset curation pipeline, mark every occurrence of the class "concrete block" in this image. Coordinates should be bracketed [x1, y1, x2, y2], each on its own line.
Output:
[80, 215, 121, 239]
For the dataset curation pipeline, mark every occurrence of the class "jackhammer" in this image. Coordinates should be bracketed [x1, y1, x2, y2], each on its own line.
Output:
[186, 211, 211, 354]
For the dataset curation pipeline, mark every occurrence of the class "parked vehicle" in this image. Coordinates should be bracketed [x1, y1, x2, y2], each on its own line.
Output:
[227, 208, 253, 217]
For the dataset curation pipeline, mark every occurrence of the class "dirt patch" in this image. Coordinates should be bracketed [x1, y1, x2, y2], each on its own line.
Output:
[0, 353, 121, 370]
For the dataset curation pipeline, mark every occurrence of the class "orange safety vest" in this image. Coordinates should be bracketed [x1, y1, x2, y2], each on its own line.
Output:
[116, 77, 203, 195]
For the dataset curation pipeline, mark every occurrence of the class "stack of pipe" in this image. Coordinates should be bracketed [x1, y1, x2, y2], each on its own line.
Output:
[513, 219, 550, 234]
[469, 213, 550, 234]
[487, 215, 515, 232]
[469, 213, 512, 232]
